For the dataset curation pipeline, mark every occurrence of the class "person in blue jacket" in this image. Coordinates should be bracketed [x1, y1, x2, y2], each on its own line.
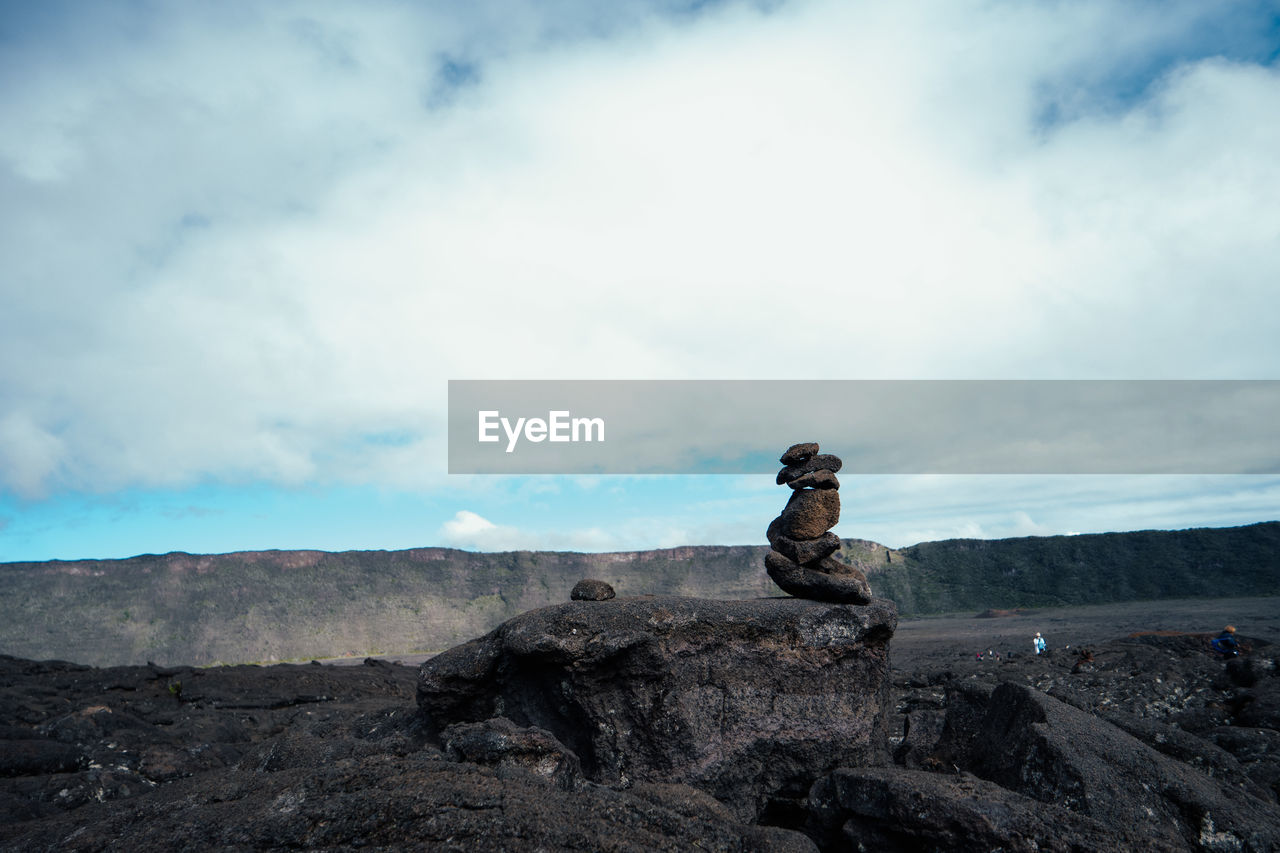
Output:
[1033, 632, 1047, 655]
[1211, 625, 1240, 657]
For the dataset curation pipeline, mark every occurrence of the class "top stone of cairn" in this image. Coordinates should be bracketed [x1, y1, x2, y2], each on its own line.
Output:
[779, 442, 820, 466]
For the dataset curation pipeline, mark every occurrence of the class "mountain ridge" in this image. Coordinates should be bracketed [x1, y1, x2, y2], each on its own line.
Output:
[3, 521, 1277, 667]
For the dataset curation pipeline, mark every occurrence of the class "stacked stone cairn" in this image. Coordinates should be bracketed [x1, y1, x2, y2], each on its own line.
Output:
[765, 442, 872, 604]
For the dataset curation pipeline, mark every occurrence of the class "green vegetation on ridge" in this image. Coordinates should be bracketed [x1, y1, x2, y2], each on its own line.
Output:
[864, 522, 1280, 615]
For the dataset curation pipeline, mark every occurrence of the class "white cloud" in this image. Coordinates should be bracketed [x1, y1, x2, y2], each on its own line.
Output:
[844, 474, 1280, 548]
[440, 509, 498, 538]
[438, 510, 520, 550]
[430, 473, 1280, 555]
[437, 509, 660, 553]
[2, 0, 1278, 499]
[0, 413, 66, 498]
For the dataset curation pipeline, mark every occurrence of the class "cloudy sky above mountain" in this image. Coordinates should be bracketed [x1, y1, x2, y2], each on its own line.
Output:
[2, 0, 1278, 561]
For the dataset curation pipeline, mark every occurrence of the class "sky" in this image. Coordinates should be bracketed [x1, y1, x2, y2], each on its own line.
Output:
[2, 0, 1279, 562]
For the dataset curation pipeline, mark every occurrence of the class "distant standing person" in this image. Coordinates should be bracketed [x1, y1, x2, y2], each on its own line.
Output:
[1033, 632, 1047, 655]
[1211, 625, 1240, 657]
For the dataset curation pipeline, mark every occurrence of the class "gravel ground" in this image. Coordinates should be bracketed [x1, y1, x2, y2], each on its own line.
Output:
[891, 595, 1280, 670]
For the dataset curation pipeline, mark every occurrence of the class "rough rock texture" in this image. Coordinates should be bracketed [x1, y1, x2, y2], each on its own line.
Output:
[765, 551, 873, 605]
[891, 709, 946, 770]
[808, 767, 1137, 852]
[786, 469, 840, 491]
[570, 578, 616, 601]
[0, 654, 817, 852]
[766, 520, 840, 565]
[6, 748, 817, 852]
[0, 655, 418, 827]
[1207, 726, 1280, 798]
[933, 681, 1280, 851]
[776, 454, 844, 485]
[1237, 677, 1280, 730]
[808, 554, 869, 578]
[780, 443, 820, 465]
[442, 716, 583, 791]
[417, 595, 898, 821]
[778, 489, 841, 540]
[1100, 711, 1273, 799]
[6, 600, 1276, 850]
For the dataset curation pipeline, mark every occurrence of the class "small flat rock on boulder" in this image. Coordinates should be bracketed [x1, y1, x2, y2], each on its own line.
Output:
[417, 595, 897, 822]
[766, 519, 840, 565]
[778, 488, 841, 540]
[765, 551, 872, 605]
[570, 578, 616, 601]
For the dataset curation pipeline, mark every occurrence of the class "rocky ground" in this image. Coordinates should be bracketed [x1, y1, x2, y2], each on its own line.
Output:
[1, 596, 1278, 851]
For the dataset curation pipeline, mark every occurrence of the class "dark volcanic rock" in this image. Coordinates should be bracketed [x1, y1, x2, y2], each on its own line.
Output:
[766, 519, 840, 565]
[442, 716, 582, 790]
[780, 442, 819, 465]
[765, 551, 873, 605]
[786, 469, 840, 491]
[776, 454, 844, 485]
[808, 554, 869, 577]
[570, 578, 616, 601]
[0, 739, 82, 777]
[891, 709, 946, 770]
[1208, 726, 1280, 768]
[934, 681, 1280, 851]
[1236, 677, 1280, 730]
[778, 488, 841, 540]
[0, 652, 816, 852]
[7, 598, 1276, 850]
[930, 681, 996, 769]
[417, 595, 897, 821]
[1207, 726, 1280, 801]
[1088, 709, 1274, 801]
[6, 748, 816, 852]
[808, 767, 1137, 852]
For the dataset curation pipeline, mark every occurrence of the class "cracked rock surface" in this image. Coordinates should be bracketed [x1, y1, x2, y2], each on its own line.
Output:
[3, 600, 1279, 851]
[417, 595, 898, 823]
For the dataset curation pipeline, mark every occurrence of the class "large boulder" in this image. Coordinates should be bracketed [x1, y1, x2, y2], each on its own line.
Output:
[417, 595, 897, 821]
[807, 767, 1141, 852]
[934, 681, 1280, 852]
